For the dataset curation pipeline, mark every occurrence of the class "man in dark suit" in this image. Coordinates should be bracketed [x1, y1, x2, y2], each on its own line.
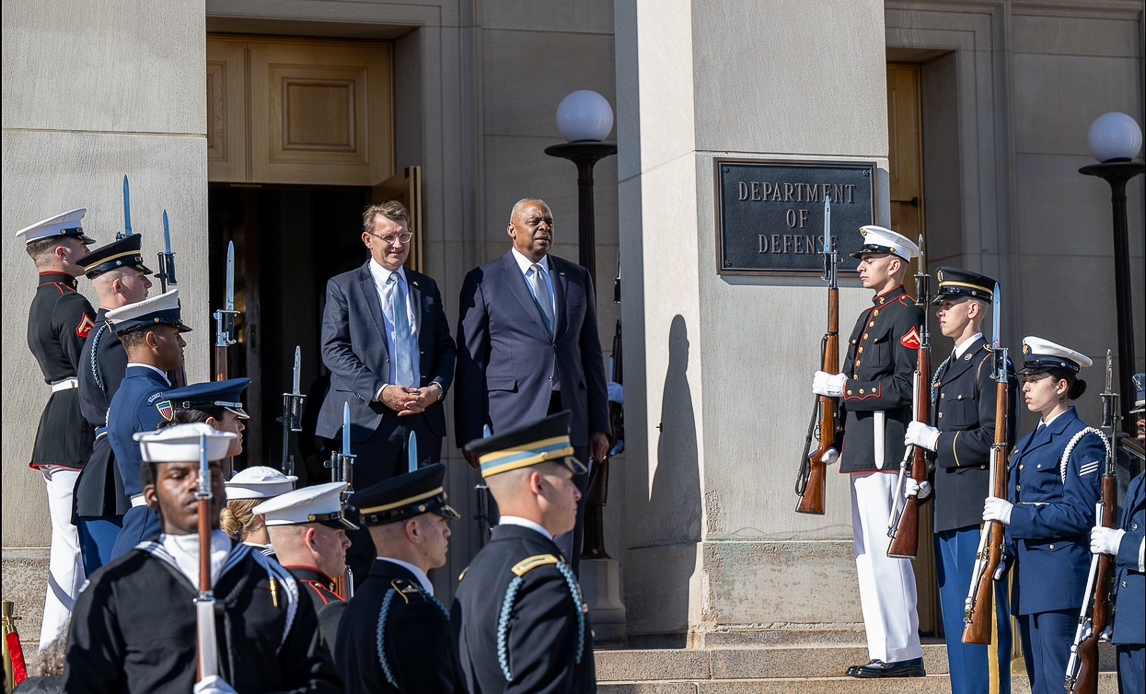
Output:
[901, 268, 1017, 694]
[455, 198, 610, 574]
[318, 200, 456, 493]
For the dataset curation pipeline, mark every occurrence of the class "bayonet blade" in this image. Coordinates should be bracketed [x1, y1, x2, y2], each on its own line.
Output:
[292, 346, 301, 395]
[823, 198, 831, 254]
[342, 402, 352, 455]
[121, 175, 133, 240]
[1105, 350, 1113, 394]
[992, 283, 1002, 349]
[408, 431, 418, 474]
[163, 210, 173, 254]
[918, 234, 925, 264]
[225, 241, 236, 311]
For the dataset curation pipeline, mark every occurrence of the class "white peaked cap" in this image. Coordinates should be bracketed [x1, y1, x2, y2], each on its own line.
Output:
[857, 225, 919, 261]
[225, 466, 298, 500]
[252, 482, 355, 528]
[134, 423, 236, 463]
[1021, 336, 1093, 370]
[14, 208, 91, 244]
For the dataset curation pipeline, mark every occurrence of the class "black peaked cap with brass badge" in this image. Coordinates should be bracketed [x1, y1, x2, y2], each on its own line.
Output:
[464, 410, 587, 478]
[77, 233, 153, 278]
[932, 267, 995, 304]
[346, 463, 459, 526]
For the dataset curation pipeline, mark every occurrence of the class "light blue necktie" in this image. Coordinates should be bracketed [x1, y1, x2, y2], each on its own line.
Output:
[391, 273, 414, 387]
[529, 264, 554, 337]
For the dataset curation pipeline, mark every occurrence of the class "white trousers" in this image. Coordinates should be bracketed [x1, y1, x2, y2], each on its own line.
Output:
[40, 467, 84, 650]
[850, 471, 923, 663]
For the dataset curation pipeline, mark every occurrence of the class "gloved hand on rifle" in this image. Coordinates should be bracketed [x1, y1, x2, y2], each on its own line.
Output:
[983, 496, 1013, 525]
[904, 478, 931, 500]
[904, 421, 940, 452]
[993, 553, 1014, 582]
[1090, 526, 1126, 556]
[820, 448, 839, 465]
[812, 371, 847, 398]
[194, 675, 238, 694]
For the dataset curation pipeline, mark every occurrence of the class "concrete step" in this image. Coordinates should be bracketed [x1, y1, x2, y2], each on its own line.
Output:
[598, 673, 1118, 693]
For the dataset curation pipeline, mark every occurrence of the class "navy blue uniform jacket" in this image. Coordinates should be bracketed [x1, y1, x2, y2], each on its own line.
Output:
[1005, 407, 1104, 615]
[455, 252, 609, 448]
[1113, 471, 1144, 646]
[107, 365, 172, 498]
[318, 261, 455, 442]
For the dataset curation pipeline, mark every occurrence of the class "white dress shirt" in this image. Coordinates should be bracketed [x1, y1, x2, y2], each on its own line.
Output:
[368, 259, 421, 392]
[954, 332, 983, 359]
[499, 515, 553, 541]
[376, 557, 435, 596]
[510, 248, 557, 322]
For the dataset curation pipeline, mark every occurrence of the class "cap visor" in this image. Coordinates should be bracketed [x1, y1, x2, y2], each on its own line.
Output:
[225, 405, 250, 420]
[1017, 365, 1056, 376]
[136, 262, 155, 275]
[319, 517, 359, 531]
[176, 321, 193, 333]
[436, 504, 461, 520]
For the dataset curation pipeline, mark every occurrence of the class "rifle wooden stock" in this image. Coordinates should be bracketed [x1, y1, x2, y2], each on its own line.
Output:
[1071, 469, 1117, 694]
[796, 287, 838, 515]
[214, 345, 229, 382]
[963, 379, 1009, 644]
[168, 366, 188, 388]
[889, 347, 931, 558]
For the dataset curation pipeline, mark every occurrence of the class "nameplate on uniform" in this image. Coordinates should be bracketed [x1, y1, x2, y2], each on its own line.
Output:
[714, 159, 876, 275]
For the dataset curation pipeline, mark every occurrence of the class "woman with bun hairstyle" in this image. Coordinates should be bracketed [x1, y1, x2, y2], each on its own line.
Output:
[221, 466, 298, 559]
[983, 337, 1105, 694]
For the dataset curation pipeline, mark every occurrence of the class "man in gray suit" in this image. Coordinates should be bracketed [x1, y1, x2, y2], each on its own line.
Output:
[319, 201, 456, 493]
[455, 197, 610, 574]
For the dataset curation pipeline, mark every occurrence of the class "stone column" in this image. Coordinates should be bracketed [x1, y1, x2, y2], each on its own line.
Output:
[2, 1, 208, 622]
[615, 0, 891, 645]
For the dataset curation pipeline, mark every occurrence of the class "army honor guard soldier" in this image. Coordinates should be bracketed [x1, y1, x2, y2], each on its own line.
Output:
[62, 423, 341, 694]
[901, 268, 1016, 694]
[452, 411, 596, 694]
[73, 233, 154, 574]
[104, 289, 191, 559]
[810, 226, 926, 678]
[336, 464, 461, 693]
[16, 208, 98, 651]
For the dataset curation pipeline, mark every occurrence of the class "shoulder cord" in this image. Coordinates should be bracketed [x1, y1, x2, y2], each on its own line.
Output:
[376, 584, 448, 687]
[497, 561, 585, 683]
[1058, 427, 1109, 483]
[90, 325, 108, 392]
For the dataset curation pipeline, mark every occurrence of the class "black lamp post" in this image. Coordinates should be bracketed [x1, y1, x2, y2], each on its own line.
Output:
[544, 141, 618, 287]
[1079, 112, 1144, 434]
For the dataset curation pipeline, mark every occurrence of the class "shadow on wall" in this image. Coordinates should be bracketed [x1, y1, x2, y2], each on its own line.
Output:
[643, 314, 701, 640]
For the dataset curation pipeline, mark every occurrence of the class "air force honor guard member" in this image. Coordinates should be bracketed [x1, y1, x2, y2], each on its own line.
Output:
[254, 482, 357, 652]
[73, 233, 154, 574]
[452, 412, 595, 693]
[336, 464, 460, 693]
[901, 268, 1017, 694]
[62, 423, 341, 694]
[164, 377, 251, 457]
[810, 226, 926, 678]
[16, 208, 97, 651]
[1090, 373, 1144, 694]
[985, 337, 1103, 694]
[104, 289, 191, 559]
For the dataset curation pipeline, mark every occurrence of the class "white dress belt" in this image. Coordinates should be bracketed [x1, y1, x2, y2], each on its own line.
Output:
[50, 377, 79, 393]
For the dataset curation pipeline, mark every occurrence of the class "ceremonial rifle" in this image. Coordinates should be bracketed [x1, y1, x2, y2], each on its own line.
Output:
[278, 346, 305, 479]
[963, 283, 1009, 644]
[119, 175, 133, 241]
[329, 403, 356, 599]
[159, 210, 188, 387]
[195, 433, 220, 683]
[796, 197, 839, 515]
[887, 236, 931, 558]
[213, 241, 238, 382]
[1065, 351, 1118, 694]
[473, 424, 494, 547]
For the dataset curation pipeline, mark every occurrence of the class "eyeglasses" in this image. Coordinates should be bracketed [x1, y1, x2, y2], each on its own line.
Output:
[368, 231, 413, 245]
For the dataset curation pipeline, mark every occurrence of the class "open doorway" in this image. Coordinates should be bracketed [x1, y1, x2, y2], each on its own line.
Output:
[207, 184, 372, 478]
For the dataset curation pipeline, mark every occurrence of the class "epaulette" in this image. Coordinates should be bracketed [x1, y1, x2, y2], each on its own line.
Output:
[458, 567, 469, 582]
[512, 554, 559, 576]
[376, 578, 449, 688]
[497, 555, 584, 682]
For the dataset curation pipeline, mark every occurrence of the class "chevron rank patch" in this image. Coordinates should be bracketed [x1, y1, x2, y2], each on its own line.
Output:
[900, 327, 921, 350]
[156, 401, 174, 421]
[76, 313, 95, 339]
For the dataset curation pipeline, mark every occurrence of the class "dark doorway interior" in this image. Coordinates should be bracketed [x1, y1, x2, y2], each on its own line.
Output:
[208, 184, 372, 480]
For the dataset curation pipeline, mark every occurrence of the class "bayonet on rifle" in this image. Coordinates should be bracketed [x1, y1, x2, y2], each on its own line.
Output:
[279, 346, 305, 479]
[157, 210, 178, 292]
[213, 241, 239, 382]
[119, 175, 133, 241]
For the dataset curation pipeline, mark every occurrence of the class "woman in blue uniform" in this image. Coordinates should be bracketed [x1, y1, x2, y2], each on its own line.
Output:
[983, 337, 1105, 694]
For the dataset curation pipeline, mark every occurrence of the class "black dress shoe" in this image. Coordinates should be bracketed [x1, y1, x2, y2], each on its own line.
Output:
[845, 660, 878, 676]
[848, 657, 925, 678]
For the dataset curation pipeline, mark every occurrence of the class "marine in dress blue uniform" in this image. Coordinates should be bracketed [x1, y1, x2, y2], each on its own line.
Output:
[1090, 372, 1145, 694]
[104, 289, 191, 559]
[336, 464, 461, 693]
[812, 226, 925, 677]
[452, 412, 596, 694]
[16, 208, 97, 651]
[73, 234, 153, 574]
[903, 268, 1017, 694]
[986, 337, 1105, 694]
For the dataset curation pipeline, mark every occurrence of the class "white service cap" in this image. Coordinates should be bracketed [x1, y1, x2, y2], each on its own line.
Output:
[252, 482, 357, 529]
[225, 466, 298, 500]
[14, 208, 94, 245]
[852, 225, 919, 261]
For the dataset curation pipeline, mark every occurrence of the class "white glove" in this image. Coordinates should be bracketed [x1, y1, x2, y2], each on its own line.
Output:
[1090, 526, 1126, 556]
[905, 479, 932, 500]
[812, 371, 847, 398]
[194, 676, 239, 694]
[607, 381, 624, 405]
[905, 421, 940, 452]
[983, 497, 1013, 525]
[821, 448, 839, 465]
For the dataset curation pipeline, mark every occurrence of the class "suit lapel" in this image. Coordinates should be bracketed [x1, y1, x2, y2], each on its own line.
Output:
[550, 256, 568, 337]
[500, 252, 552, 336]
[407, 269, 423, 337]
[357, 261, 389, 352]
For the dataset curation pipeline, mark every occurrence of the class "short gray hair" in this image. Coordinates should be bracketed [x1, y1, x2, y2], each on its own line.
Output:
[510, 197, 549, 224]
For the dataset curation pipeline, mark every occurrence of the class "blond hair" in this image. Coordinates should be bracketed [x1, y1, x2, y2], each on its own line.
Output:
[220, 498, 263, 541]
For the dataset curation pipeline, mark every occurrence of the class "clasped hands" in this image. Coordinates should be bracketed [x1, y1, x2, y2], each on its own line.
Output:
[380, 384, 439, 416]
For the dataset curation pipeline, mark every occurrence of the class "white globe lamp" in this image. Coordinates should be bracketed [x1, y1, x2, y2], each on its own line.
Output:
[1086, 112, 1143, 163]
[555, 90, 614, 143]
